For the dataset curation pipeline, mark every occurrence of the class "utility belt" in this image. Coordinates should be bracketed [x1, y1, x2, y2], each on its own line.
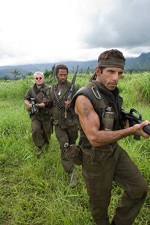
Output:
[69, 142, 117, 166]
[81, 143, 117, 165]
[82, 142, 117, 155]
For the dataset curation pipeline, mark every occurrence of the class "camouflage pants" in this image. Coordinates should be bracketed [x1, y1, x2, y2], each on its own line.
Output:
[55, 124, 78, 174]
[31, 118, 51, 148]
[82, 144, 148, 225]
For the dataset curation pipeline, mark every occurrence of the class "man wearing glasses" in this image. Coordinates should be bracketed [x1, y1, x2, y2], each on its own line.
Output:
[24, 71, 52, 157]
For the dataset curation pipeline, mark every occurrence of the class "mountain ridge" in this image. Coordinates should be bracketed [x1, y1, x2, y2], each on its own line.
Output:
[0, 52, 150, 79]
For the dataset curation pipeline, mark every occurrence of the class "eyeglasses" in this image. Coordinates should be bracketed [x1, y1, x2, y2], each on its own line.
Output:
[35, 77, 43, 80]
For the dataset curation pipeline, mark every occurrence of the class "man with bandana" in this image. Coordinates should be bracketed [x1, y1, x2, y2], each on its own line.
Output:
[24, 71, 52, 157]
[71, 49, 149, 225]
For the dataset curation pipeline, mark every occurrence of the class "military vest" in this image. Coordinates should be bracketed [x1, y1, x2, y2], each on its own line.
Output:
[71, 81, 123, 148]
[24, 83, 51, 120]
[51, 81, 78, 128]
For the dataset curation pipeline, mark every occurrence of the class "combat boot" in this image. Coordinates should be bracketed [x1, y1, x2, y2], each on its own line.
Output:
[69, 172, 78, 188]
[37, 147, 43, 158]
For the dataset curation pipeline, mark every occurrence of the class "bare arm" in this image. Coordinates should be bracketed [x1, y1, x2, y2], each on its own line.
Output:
[75, 95, 149, 148]
[24, 99, 32, 108]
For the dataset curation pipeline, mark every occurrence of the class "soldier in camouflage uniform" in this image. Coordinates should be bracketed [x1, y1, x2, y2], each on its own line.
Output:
[51, 64, 79, 188]
[24, 71, 52, 157]
[71, 49, 149, 225]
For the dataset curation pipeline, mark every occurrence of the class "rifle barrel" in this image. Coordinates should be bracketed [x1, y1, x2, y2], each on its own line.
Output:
[68, 65, 79, 98]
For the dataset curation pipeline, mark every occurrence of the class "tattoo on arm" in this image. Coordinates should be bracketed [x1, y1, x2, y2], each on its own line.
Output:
[83, 102, 90, 119]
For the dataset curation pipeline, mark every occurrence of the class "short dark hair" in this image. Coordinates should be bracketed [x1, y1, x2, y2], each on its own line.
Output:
[55, 64, 69, 76]
[98, 49, 125, 62]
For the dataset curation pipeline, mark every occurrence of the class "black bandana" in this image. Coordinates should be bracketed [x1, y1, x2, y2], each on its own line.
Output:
[98, 57, 125, 69]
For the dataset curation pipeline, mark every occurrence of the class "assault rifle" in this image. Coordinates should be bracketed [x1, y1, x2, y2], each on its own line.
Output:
[68, 65, 79, 99]
[65, 65, 79, 118]
[89, 72, 97, 82]
[30, 98, 39, 115]
[121, 108, 150, 140]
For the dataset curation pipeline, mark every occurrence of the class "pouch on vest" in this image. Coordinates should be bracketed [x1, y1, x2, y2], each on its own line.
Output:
[102, 107, 115, 130]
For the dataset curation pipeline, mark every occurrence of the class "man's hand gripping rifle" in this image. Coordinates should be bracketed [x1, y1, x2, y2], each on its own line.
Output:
[65, 65, 79, 118]
[121, 108, 150, 140]
[30, 98, 39, 115]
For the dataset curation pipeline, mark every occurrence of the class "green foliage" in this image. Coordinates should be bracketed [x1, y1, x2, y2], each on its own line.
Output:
[68, 72, 91, 88]
[44, 69, 53, 79]
[0, 72, 150, 225]
[11, 69, 21, 80]
[136, 72, 150, 103]
[44, 65, 55, 81]
[118, 72, 150, 108]
[0, 78, 34, 100]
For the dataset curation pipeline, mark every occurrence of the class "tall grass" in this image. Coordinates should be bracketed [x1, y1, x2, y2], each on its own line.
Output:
[136, 72, 150, 103]
[117, 72, 150, 109]
[0, 72, 150, 225]
[0, 78, 34, 101]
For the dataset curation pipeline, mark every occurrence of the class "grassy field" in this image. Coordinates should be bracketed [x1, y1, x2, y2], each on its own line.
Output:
[0, 72, 150, 225]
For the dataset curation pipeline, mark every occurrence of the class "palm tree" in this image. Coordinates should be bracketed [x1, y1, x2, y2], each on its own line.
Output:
[11, 69, 21, 80]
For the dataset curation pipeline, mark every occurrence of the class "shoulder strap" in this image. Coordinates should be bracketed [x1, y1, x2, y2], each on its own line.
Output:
[39, 84, 49, 97]
[51, 83, 56, 100]
[85, 82, 106, 109]
[32, 84, 49, 103]
[71, 82, 107, 117]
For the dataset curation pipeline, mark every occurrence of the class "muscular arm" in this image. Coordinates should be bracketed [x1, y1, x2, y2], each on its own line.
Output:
[75, 95, 149, 147]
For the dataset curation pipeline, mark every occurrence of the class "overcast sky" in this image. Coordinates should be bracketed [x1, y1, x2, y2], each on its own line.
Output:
[0, 0, 150, 66]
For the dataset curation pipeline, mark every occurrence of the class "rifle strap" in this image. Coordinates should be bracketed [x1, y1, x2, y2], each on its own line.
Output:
[32, 84, 49, 103]
[40, 88, 48, 97]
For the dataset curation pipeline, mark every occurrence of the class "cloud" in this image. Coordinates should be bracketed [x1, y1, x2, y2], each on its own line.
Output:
[80, 0, 150, 56]
[0, 0, 150, 66]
